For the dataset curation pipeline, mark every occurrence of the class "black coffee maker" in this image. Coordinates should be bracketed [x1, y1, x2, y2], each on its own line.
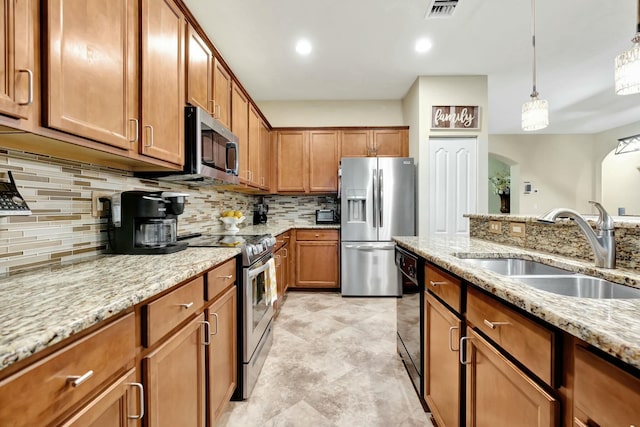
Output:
[252, 197, 269, 225]
[109, 190, 189, 254]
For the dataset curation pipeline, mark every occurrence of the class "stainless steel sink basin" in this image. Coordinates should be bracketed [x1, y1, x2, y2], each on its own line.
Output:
[459, 257, 573, 276]
[516, 276, 640, 299]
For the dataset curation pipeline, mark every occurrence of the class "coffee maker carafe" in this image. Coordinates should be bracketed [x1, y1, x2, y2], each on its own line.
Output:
[252, 198, 269, 225]
[109, 190, 189, 254]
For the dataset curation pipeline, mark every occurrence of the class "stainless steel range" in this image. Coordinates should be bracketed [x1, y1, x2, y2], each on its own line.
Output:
[183, 233, 276, 400]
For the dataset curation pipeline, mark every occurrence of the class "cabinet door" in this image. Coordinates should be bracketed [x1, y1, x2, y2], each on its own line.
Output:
[141, 0, 184, 165]
[373, 129, 407, 157]
[144, 313, 206, 427]
[275, 130, 307, 192]
[212, 57, 231, 128]
[340, 130, 371, 157]
[260, 119, 271, 190]
[274, 243, 288, 307]
[425, 292, 461, 427]
[295, 240, 339, 288]
[206, 286, 237, 424]
[60, 369, 142, 427]
[464, 327, 558, 427]
[248, 104, 261, 187]
[46, 0, 137, 150]
[186, 24, 212, 114]
[231, 82, 249, 183]
[0, 0, 34, 120]
[308, 130, 339, 192]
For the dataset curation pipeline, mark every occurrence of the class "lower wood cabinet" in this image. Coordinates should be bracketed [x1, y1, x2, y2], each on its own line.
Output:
[143, 313, 206, 427]
[206, 286, 237, 424]
[274, 239, 289, 309]
[463, 327, 558, 427]
[294, 229, 339, 289]
[424, 292, 462, 427]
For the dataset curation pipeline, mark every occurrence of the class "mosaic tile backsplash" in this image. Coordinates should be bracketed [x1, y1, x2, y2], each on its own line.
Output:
[0, 149, 331, 275]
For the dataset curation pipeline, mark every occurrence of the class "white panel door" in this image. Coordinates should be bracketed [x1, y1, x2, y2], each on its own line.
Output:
[428, 138, 477, 235]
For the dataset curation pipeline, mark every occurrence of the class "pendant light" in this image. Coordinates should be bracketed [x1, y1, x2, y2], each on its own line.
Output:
[521, 0, 549, 131]
[614, 0, 640, 95]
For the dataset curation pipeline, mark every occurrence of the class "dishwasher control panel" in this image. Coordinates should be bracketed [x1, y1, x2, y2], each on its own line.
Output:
[395, 247, 418, 283]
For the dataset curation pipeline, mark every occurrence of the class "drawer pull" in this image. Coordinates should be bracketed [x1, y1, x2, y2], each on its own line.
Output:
[283, 248, 288, 258]
[448, 326, 459, 352]
[127, 382, 145, 419]
[218, 274, 233, 280]
[315, 234, 320, 237]
[201, 320, 211, 346]
[459, 337, 473, 365]
[179, 302, 194, 309]
[429, 281, 448, 287]
[67, 370, 94, 387]
[483, 319, 511, 329]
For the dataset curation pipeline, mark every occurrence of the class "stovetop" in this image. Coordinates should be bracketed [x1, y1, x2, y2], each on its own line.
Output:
[178, 233, 276, 266]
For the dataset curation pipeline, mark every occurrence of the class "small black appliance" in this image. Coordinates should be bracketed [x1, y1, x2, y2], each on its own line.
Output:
[252, 198, 269, 225]
[108, 190, 189, 254]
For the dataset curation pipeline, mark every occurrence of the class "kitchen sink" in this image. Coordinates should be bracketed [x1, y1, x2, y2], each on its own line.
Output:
[516, 276, 640, 299]
[458, 257, 573, 276]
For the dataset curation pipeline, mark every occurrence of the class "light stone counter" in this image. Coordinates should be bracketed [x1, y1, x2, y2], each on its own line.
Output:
[393, 235, 640, 370]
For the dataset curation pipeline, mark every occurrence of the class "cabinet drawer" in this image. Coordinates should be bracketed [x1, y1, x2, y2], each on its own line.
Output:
[574, 345, 640, 426]
[206, 258, 236, 301]
[425, 263, 462, 313]
[145, 276, 204, 347]
[296, 229, 338, 241]
[466, 286, 555, 385]
[0, 313, 135, 427]
[275, 231, 290, 250]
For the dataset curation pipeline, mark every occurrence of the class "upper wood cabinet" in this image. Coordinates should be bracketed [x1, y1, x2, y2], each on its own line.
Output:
[275, 130, 308, 193]
[212, 57, 231, 128]
[248, 104, 262, 188]
[0, 0, 35, 120]
[186, 24, 212, 114]
[231, 81, 249, 183]
[309, 130, 339, 192]
[340, 128, 408, 158]
[260, 118, 271, 191]
[45, 0, 138, 151]
[140, 0, 185, 165]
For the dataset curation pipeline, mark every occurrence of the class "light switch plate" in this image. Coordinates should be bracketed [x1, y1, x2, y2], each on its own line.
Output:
[488, 221, 502, 234]
[510, 222, 526, 237]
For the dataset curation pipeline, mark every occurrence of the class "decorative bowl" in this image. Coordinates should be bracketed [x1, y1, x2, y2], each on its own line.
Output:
[219, 216, 245, 232]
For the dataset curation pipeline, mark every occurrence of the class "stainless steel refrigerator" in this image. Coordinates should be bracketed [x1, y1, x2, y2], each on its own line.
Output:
[340, 157, 415, 296]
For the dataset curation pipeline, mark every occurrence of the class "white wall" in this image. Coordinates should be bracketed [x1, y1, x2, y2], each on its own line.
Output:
[256, 100, 404, 127]
[489, 134, 596, 214]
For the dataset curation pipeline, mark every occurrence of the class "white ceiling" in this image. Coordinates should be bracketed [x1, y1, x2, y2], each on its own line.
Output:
[183, 0, 640, 134]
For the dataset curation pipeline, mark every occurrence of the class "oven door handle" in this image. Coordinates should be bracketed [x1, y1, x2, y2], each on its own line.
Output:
[247, 258, 272, 279]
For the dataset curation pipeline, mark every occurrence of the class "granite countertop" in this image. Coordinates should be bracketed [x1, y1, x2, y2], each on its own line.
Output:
[393, 235, 640, 370]
[466, 213, 640, 229]
[0, 222, 340, 373]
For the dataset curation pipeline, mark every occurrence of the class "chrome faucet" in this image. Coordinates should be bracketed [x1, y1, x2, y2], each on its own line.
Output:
[537, 201, 616, 269]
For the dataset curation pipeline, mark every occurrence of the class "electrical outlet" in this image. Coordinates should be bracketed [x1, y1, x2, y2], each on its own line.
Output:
[510, 222, 526, 238]
[488, 221, 502, 234]
[91, 191, 112, 217]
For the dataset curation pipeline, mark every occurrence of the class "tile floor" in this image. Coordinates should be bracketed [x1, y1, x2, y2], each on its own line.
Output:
[218, 292, 434, 427]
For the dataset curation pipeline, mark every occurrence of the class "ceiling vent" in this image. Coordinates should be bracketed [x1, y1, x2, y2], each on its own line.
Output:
[425, 0, 459, 18]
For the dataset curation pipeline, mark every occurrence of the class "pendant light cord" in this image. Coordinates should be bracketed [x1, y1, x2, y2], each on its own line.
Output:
[530, 0, 538, 98]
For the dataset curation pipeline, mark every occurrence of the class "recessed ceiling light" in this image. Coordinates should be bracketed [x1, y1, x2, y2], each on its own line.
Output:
[415, 38, 433, 53]
[296, 39, 312, 55]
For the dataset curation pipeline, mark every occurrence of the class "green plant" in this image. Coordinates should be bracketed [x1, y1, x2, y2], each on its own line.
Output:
[489, 171, 510, 194]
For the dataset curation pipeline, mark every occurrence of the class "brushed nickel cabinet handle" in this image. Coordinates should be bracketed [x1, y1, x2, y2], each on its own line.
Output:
[129, 118, 139, 143]
[459, 337, 472, 365]
[448, 326, 459, 352]
[283, 248, 288, 258]
[201, 320, 211, 345]
[218, 274, 233, 280]
[17, 69, 33, 105]
[429, 281, 448, 287]
[127, 382, 144, 419]
[144, 125, 154, 147]
[179, 302, 194, 309]
[67, 370, 94, 387]
[211, 313, 219, 336]
[483, 319, 511, 329]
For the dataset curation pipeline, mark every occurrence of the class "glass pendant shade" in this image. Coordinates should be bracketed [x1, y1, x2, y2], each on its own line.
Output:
[522, 96, 549, 131]
[615, 35, 640, 95]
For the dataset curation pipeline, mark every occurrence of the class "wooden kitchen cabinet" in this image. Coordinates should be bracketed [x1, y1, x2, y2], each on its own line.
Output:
[212, 57, 231, 129]
[205, 286, 237, 424]
[140, 0, 185, 165]
[275, 130, 308, 193]
[340, 130, 371, 157]
[186, 23, 213, 114]
[464, 327, 558, 427]
[144, 313, 206, 427]
[0, 0, 35, 120]
[232, 81, 250, 184]
[573, 344, 640, 426]
[308, 130, 340, 192]
[45, 0, 138, 151]
[340, 128, 409, 158]
[260, 118, 271, 190]
[294, 229, 339, 289]
[424, 291, 462, 427]
[274, 231, 291, 310]
[248, 104, 262, 188]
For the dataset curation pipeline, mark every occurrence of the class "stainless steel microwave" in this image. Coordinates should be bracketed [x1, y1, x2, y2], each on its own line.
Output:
[137, 106, 240, 186]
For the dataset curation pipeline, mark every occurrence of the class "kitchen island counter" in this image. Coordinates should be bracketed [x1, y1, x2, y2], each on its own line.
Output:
[393, 235, 640, 370]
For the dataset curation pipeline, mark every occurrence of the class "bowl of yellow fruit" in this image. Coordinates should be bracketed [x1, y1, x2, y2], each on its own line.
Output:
[219, 210, 245, 232]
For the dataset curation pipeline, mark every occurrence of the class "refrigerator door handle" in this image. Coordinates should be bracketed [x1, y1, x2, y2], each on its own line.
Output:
[378, 169, 384, 227]
[372, 168, 378, 228]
